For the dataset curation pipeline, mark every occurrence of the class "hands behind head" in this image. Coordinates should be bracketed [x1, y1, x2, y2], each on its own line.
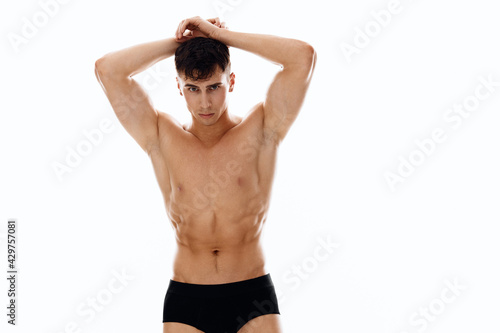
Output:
[175, 16, 229, 43]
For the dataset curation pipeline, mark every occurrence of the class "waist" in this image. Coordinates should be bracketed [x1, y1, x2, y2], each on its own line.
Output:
[172, 241, 266, 284]
[167, 273, 274, 298]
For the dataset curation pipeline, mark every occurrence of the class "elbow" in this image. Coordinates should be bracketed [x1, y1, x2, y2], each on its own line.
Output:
[309, 46, 317, 75]
[94, 57, 107, 77]
[94, 58, 104, 70]
[282, 40, 316, 72]
[94, 56, 114, 78]
[301, 42, 316, 68]
[295, 42, 316, 79]
[286, 41, 316, 71]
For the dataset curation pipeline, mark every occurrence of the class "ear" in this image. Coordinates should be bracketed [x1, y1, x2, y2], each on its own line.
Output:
[176, 77, 183, 96]
[228, 72, 235, 92]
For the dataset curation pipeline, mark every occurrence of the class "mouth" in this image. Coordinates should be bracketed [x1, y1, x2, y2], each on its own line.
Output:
[199, 113, 214, 119]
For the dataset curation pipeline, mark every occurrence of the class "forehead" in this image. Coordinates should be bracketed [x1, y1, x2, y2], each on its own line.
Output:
[178, 67, 228, 86]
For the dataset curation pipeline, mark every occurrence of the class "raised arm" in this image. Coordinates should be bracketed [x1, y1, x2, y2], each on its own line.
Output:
[175, 16, 317, 145]
[94, 38, 180, 155]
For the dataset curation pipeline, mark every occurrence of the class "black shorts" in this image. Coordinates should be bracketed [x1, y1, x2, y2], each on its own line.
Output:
[162, 273, 280, 333]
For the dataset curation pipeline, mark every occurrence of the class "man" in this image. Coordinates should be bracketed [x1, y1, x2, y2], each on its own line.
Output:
[94, 16, 316, 333]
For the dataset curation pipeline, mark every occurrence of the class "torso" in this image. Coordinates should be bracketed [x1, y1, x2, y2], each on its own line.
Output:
[148, 103, 279, 284]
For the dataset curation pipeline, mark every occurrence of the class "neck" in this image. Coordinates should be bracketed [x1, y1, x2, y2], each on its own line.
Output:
[186, 107, 238, 146]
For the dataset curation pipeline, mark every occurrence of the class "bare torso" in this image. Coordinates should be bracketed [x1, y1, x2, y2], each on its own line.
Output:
[148, 103, 279, 284]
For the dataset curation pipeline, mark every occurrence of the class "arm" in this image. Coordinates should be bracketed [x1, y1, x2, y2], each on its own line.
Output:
[176, 16, 317, 144]
[94, 38, 180, 155]
[232, 30, 316, 145]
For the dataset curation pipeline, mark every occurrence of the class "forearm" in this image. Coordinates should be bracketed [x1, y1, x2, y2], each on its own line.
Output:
[96, 37, 181, 77]
[213, 29, 314, 69]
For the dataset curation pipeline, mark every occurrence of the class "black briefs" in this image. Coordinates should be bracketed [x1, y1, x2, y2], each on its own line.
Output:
[162, 273, 280, 333]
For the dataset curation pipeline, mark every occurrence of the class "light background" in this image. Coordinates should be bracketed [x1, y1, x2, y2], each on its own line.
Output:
[1, 0, 499, 332]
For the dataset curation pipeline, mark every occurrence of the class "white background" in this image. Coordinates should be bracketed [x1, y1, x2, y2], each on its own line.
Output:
[1, 0, 499, 332]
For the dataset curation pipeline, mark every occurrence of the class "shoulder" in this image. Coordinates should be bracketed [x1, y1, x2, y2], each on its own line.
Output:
[247, 102, 280, 146]
[226, 102, 264, 138]
[156, 110, 187, 135]
[242, 102, 265, 127]
[155, 110, 188, 145]
[236, 102, 279, 146]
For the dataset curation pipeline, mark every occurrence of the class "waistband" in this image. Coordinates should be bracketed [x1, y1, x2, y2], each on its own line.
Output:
[166, 273, 275, 298]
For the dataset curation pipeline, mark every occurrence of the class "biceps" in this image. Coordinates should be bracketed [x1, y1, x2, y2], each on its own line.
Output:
[97, 73, 159, 153]
[262, 66, 314, 143]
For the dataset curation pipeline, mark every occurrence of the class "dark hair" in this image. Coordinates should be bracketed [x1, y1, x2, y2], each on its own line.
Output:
[175, 37, 230, 81]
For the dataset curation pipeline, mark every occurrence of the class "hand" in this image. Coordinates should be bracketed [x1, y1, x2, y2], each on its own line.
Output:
[175, 16, 228, 42]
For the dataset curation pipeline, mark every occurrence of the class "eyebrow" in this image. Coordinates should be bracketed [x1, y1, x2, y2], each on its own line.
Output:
[184, 82, 223, 88]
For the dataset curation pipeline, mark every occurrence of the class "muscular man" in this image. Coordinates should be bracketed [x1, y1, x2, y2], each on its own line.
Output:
[94, 16, 316, 333]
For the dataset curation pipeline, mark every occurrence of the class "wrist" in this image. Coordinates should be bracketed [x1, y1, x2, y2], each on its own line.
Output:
[207, 25, 221, 40]
[210, 26, 230, 44]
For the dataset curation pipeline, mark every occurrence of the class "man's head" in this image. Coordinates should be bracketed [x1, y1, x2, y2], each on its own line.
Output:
[175, 37, 231, 81]
[175, 37, 235, 125]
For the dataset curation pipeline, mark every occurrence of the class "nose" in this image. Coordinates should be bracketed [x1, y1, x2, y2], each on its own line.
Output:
[200, 91, 211, 109]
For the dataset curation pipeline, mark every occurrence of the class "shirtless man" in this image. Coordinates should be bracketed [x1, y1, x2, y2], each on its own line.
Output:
[94, 16, 316, 333]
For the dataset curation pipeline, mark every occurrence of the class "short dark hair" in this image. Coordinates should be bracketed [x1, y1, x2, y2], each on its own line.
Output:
[175, 37, 231, 81]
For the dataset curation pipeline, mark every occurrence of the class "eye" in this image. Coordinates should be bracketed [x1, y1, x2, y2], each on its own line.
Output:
[188, 87, 198, 92]
[209, 85, 220, 90]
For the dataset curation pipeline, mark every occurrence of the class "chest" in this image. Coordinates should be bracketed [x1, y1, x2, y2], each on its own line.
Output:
[164, 129, 264, 207]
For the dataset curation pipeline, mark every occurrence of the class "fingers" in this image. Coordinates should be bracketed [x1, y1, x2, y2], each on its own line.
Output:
[176, 29, 196, 42]
[215, 19, 228, 30]
[208, 17, 221, 27]
[175, 16, 228, 42]
[180, 19, 193, 38]
[208, 17, 228, 29]
[177, 35, 195, 43]
[176, 17, 198, 40]
[176, 19, 185, 40]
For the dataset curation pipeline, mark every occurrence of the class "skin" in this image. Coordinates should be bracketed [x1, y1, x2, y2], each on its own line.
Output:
[176, 66, 236, 146]
[169, 66, 270, 281]
[95, 16, 316, 333]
